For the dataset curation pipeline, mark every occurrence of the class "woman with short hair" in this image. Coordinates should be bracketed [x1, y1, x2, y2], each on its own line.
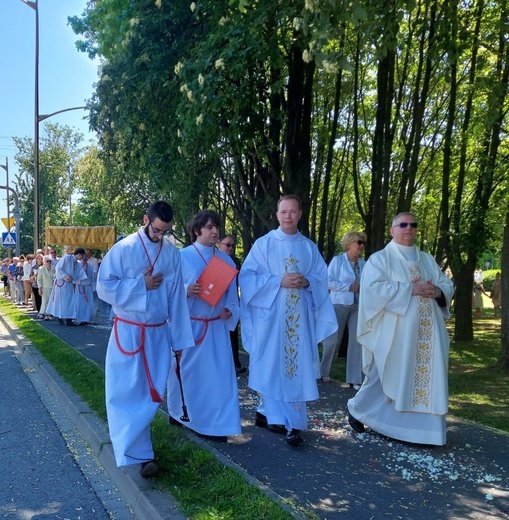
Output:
[37, 255, 55, 320]
[320, 231, 367, 389]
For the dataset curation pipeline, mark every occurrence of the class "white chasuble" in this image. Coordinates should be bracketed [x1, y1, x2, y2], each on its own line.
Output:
[348, 240, 454, 445]
[239, 228, 337, 404]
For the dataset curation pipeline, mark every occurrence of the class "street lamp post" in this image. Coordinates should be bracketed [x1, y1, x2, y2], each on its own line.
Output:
[20, 0, 87, 249]
[0, 158, 11, 257]
[20, 0, 39, 249]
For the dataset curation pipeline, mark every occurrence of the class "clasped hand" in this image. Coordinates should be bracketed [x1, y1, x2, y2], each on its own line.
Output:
[281, 273, 309, 289]
[412, 279, 440, 299]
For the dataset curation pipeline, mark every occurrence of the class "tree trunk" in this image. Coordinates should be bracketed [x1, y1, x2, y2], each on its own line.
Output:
[284, 38, 316, 236]
[496, 206, 509, 371]
[452, 261, 475, 342]
[367, 49, 395, 256]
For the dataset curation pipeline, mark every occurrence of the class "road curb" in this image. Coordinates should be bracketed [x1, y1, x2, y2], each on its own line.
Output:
[0, 311, 186, 520]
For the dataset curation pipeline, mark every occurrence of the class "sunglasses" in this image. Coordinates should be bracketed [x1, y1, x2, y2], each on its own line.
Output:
[220, 242, 235, 248]
[356, 240, 365, 245]
[394, 222, 418, 229]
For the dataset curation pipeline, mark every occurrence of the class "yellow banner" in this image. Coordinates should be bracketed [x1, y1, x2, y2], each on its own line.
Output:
[45, 225, 117, 250]
[2, 217, 15, 230]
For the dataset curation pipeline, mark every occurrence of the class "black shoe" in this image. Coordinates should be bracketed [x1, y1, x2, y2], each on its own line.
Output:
[169, 416, 181, 426]
[66, 319, 76, 326]
[286, 429, 304, 446]
[140, 460, 158, 478]
[347, 409, 365, 433]
[254, 412, 286, 434]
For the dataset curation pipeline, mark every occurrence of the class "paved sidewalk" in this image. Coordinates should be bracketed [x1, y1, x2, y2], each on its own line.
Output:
[0, 320, 132, 520]
[0, 310, 186, 520]
[2, 300, 509, 519]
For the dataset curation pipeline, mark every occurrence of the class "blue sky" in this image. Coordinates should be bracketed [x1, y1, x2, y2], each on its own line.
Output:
[0, 0, 98, 236]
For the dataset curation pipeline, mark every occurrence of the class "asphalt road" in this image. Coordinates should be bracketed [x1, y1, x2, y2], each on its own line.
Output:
[22, 297, 509, 519]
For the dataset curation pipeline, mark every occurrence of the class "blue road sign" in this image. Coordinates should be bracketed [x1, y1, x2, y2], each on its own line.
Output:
[2, 232, 16, 247]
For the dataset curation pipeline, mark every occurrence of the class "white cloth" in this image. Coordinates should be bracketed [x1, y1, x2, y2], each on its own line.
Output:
[167, 242, 241, 436]
[37, 265, 55, 315]
[97, 229, 195, 467]
[22, 262, 32, 282]
[348, 240, 454, 445]
[327, 253, 366, 305]
[46, 254, 87, 319]
[239, 228, 337, 430]
[74, 261, 94, 323]
[320, 253, 366, 380]
[87, 256, 99, 291]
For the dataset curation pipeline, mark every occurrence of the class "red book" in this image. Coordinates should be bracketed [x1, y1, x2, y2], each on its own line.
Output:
[196, 255, 238, 307]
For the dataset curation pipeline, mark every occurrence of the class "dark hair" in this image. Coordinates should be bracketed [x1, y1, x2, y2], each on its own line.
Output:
[218, 234, 235, 242]
[188, 209, 221, 242]
[146, 201, 174, 224]
[74, 248, 86, 256]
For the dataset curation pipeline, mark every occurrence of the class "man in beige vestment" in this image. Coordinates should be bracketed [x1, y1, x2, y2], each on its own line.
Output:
[347, 212, 454, 445]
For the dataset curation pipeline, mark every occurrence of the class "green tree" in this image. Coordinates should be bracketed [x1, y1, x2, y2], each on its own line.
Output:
[13, 123, 84, 252]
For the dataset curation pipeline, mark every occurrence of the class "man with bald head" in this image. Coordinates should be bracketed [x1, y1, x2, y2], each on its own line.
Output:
[347, 212, 454, 445]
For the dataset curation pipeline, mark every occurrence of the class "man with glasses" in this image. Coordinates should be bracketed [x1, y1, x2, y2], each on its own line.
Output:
[46, 247, 59, 267]
[347, 212, 454, 445]
[218, 234, 246, 375]
[96, 201, 194, 477]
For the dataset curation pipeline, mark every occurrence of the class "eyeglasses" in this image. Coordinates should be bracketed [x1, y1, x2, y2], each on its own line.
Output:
[219, 242, 235, 248]
[50, 251, 56, 254]
[393, 222, 418, 229]
[149, 220, 172, 237]
[45, 260, 51, 263]
[356, 240, 366, 245]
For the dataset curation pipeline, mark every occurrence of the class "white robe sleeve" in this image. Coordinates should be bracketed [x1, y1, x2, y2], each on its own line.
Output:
[96, 245, 148, 313]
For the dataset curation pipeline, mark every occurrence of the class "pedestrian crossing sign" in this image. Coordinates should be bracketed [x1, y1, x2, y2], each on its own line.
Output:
[2, 232, 16, 247]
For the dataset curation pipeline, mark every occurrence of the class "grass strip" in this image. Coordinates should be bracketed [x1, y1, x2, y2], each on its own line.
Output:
[0, 299, 296, 520]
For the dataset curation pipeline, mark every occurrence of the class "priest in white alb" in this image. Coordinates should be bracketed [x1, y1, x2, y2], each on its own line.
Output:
[347, 212, 454, 445]
[97, 201, 195, 478]
[167, 209, 241, 442]
[73, 256, 94, 325]
[46, 247, 87, 325]
[239, 195, 337, 446]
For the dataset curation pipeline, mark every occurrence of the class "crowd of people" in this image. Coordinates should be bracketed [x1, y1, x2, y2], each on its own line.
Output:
[1, 246, 101, 325]
[4, 198, 499, 480]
